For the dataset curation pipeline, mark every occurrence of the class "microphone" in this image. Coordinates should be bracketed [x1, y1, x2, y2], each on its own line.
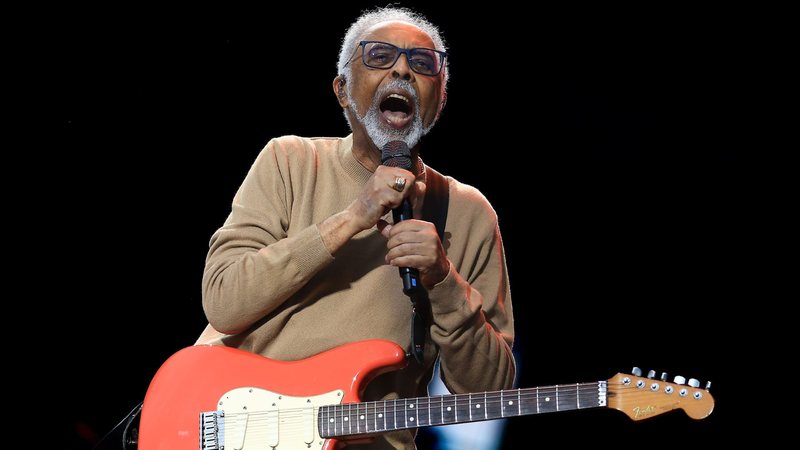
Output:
[381, 140, 420, 295]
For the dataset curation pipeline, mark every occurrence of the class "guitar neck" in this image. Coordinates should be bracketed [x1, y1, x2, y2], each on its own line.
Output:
[319, 381, 607, 438]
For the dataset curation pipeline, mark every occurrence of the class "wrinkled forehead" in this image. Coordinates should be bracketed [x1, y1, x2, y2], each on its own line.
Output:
[362, 21, 436, 49]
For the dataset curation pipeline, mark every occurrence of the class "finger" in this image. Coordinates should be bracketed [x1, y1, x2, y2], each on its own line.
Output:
[387, 254, 432, 270]
[376, 166, 414, 194]
[385, 220, 434, 243]
[377, 219, 392, 238]
[386, 241, 426, 261]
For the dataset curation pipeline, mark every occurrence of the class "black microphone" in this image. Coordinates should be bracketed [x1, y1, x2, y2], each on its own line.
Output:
[381, 140, 420, 295]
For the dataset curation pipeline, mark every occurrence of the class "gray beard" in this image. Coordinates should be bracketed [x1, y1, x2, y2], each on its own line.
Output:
[346, 79, 434, 150]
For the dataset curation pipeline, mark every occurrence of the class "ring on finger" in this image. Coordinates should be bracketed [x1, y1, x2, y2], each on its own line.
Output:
[390, 176, 406, 192]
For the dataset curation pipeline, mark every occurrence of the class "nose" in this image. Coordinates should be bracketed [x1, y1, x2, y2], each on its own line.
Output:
[391, 52, 414, 82]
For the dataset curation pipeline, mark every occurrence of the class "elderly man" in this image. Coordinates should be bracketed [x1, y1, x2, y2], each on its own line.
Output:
[196, 7, 515, 449]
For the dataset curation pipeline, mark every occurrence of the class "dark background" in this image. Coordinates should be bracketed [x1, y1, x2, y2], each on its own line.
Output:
[50, 2, 750, 448]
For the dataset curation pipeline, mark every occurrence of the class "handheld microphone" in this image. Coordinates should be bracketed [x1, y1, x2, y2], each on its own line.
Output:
[381, 140, 420, 295]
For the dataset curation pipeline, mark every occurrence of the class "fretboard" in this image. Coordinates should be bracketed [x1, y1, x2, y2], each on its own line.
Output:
[318, 381, 607, 438]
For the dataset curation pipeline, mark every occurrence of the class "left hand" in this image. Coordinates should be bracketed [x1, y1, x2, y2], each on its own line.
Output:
[378, 218, 450, 289]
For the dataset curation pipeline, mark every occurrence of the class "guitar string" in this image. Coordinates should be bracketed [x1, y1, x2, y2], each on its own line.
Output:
[208, 382, 689, 431]
[217, 384, 605, 419]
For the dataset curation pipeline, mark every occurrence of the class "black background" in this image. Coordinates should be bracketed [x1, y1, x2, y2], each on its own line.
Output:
[49, 2, 750, 448]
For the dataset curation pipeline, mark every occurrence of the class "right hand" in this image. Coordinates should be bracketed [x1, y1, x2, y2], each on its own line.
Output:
[346, 165, 417, 232]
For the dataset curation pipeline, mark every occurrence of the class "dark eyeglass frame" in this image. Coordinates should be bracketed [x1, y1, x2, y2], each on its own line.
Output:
[345, 40, 448, 76]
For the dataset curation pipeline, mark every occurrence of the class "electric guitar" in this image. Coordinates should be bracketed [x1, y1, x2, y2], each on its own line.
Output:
[138, 340, 714, 450]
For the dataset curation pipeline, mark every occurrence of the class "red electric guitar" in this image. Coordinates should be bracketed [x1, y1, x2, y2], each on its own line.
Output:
[138, 340, 714, 450]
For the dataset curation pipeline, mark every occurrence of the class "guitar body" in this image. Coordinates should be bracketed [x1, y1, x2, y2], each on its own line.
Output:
[139, 340, 407, 450]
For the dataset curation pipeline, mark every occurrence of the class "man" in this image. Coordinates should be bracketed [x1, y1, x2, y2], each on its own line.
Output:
[196, 7, 515, 449]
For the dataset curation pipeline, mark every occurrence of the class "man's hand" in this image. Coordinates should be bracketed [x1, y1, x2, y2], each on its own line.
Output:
[379, 218, 450, 289]
[320, 166, 416, 255]
[346, 165, 417, 232]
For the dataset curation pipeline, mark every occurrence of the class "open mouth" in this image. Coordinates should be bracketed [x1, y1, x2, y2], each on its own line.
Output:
[379, 91, 414, 130]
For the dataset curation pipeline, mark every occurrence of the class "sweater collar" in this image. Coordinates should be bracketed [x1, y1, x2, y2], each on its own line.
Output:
[338, 134, 373, 185]
[338, 134, 427, 184]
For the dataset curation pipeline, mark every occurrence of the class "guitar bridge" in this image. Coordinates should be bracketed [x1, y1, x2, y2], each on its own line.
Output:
[200, 411, 224, 450]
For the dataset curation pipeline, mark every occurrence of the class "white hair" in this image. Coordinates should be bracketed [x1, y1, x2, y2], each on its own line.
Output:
[337, 6, 449, 88]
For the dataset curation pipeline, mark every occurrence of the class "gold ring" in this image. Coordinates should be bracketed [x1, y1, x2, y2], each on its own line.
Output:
[391, 176, 406, 192]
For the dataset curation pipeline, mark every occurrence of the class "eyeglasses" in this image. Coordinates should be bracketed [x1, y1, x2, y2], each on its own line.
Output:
[346, 40, 447, 76]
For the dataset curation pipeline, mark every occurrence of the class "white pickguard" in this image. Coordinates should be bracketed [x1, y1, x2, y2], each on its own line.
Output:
[218, 387, 344, 450]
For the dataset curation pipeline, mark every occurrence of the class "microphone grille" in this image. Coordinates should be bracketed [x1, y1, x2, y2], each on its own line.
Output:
[381, 141, 412, 170]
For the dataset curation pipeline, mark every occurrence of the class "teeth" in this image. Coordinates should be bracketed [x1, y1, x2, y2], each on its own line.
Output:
[387, 93, 409, 103]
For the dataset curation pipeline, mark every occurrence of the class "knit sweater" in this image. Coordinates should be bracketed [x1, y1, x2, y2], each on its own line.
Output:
[196, 134, 515, 449]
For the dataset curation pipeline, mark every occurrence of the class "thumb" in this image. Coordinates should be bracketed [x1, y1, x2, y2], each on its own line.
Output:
[412, 180, 426, 219]
[377, 219, 392, 238]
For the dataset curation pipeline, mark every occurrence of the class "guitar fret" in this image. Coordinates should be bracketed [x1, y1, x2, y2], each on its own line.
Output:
[577, 383, 581, 409]
[321, 405, 326, 438]
[384, 399, 393, 430]
[428, 396, 442, 426]
[539, 386, 561, 414]
[365, 402, 371, 432]
[335, 404, 339, 435]
[361, 403, 366, 432]
[417, 397, 428, 426]
[320, 405, 325, 438]
[370, 401, 377, 432]
[332, 405, 336, 436]
[428, 395, 432, 426]
[487, 391, 501, 419]
[484, 392, 488, 420]
[443, 395, 455, 423]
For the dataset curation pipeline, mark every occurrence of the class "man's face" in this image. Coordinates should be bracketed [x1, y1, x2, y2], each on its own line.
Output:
[344, 22, 445, 149]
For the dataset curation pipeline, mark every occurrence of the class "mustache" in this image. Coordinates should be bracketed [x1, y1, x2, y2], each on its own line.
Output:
[372, 79, 419, 106]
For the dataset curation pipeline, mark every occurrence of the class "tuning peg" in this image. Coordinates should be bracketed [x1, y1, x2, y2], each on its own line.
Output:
[647, 370, 656, 379]
[705, 381, 712, 391]
[660, 372, 668, 381]
[673, 375, 686, 385]
[632, 367, 642, 376]
[688, 378, 700, 388]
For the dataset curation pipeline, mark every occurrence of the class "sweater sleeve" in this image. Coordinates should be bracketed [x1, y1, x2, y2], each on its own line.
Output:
[427, 199, 515, 394]
[202, 139, 335, 334]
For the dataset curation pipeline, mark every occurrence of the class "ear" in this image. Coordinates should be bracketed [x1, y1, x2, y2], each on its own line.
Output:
[333, 75, 349, 108]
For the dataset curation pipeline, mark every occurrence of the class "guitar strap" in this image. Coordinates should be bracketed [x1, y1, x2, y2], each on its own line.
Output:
[409, 165, 449, 363]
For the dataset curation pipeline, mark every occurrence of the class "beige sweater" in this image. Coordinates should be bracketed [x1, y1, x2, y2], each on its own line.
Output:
[196, 135, 515, 449]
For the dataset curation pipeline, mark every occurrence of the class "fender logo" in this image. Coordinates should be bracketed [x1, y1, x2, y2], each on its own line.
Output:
[633, 405, 656, 418]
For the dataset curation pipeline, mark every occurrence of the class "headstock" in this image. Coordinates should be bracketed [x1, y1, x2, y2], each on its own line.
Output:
[607, 367, 714, 421]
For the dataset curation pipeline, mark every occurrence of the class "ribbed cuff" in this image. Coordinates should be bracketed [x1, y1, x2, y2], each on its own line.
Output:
[428, 264, 476, 331]
[292, 225, 335, 276]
